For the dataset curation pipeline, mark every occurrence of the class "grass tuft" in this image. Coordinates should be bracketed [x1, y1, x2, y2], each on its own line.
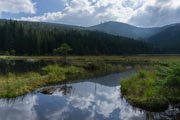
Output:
[121, 63, 180, 111]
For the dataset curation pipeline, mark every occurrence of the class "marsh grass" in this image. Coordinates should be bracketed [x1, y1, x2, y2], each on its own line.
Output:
[0, 60, 128, 98]
[121, 63, 180, 111]
[0, 72, 42, 97]
[1, 55, 180, 99]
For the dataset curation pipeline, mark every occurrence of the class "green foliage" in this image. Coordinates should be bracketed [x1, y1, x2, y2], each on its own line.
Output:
[165, 63, 180, 87]
[138, 70, 146, 78]
[156, 65, 171, 78]
[53, 43, 72, 55]
[156, 63, 180, 87]
[121, 63, 180, 111]
[0, 20, 154, 55]
[42, 65, 66, 81]
[0, 72, 42, 98]
[42, 65, 85, 81]
[0, 57, 129, 98]
[64, 66, 84, 75]
[84, 61, 102, 71]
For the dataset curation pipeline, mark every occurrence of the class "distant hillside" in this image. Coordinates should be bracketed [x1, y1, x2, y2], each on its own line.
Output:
[0, 20, 154, 55]
[88, 21, 162, 39]
[0, 19, 84, 30]
[88, 21, 180, 54]
[148, 24, 180, 53]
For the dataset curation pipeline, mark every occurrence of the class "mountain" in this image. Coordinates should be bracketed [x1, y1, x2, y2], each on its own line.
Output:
[1, 19, 180, 54]
[88, 21, 180, 54]
[0, 19, 84, 30]
[148, 24, 180, 53]
[88, 21, 162, 39]
[0, 19, 154, 55]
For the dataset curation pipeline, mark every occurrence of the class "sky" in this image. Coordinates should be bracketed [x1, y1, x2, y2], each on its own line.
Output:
[0, 0, 180, 27]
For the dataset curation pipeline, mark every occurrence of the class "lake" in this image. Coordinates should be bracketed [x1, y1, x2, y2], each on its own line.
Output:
[0, 70, 179, 120]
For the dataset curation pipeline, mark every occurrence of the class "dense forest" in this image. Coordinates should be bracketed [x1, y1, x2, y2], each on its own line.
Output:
[148, 24, 180, 54]
[0, 20, 155, 55]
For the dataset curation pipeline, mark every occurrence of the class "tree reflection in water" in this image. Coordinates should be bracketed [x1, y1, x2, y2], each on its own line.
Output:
[0, 71, 179, 120]
[39, 84, 73, 96]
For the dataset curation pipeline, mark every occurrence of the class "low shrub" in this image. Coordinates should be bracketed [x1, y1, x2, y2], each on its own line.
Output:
[121, 63, 180, 111]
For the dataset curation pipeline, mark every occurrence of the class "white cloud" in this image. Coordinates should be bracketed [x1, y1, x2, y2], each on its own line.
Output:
[19, 0, 180, 27]
[0, 95, 38, 120]
[20, 0, 139, 26]
[129, 0, 180, 27]
[0, 0, 36, 14]
[20, 11, 64, 22]
[45, 79, 145, 120]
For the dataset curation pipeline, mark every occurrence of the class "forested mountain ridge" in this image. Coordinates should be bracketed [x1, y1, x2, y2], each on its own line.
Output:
[88, 21, 180, 53]
[88, 21, 180, 40]
[88, 21, 162, 39]
[0, 19, 84, 30]
[0, 20, 154, 55]
[148, 24, 180, 53]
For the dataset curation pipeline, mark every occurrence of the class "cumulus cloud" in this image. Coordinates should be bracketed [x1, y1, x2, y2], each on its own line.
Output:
[20, 11, 64, 22]
[129, 0, 180, 27]
[0, 95, 38, 120]
[19, 0, 180, 27]
[45, 78, 145, 120]
[0, 0, 36, 14]
[0, 72, 145, 120]
[20, 0, 138, 26]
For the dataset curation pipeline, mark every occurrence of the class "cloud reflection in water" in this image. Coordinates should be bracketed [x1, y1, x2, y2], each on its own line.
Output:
[0, 71, 177, 120]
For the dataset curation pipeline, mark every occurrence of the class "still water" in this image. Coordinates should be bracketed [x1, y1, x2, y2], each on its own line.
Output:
[0, 70, 179, 120]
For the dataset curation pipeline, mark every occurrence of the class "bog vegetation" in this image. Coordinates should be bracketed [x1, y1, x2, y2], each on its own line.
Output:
[121, 63, 180, 111]
[0, 55, 179, 113]
[0, 57, 127, 98]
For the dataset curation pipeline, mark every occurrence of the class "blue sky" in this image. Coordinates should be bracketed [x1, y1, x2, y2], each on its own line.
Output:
[0, 0, 180, 27]
[1, 0, 65, 19]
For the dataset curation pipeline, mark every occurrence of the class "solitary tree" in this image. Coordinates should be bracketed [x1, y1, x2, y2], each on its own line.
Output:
[53, 43, 72, 63]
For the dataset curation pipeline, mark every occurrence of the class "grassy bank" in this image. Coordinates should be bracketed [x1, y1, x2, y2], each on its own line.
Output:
[121, 63, 180, 112]
[1, 55, 180, 63]
[0, 60, 127, 98]
[1, 55, 180, 98]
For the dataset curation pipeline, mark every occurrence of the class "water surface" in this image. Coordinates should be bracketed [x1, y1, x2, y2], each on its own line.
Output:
[0, 70, 179, 120]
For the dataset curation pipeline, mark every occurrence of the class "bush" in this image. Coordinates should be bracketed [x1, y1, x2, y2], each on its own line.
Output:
[121, 72, 169, 111]
[42, 65, 66, 81]
[165, 63, 180, 87]
[42, 65, 85, 81]
[138, 70, 146, 78]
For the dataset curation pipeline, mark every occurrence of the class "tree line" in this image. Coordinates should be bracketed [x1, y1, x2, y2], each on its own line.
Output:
[0, 20, 156, 55]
